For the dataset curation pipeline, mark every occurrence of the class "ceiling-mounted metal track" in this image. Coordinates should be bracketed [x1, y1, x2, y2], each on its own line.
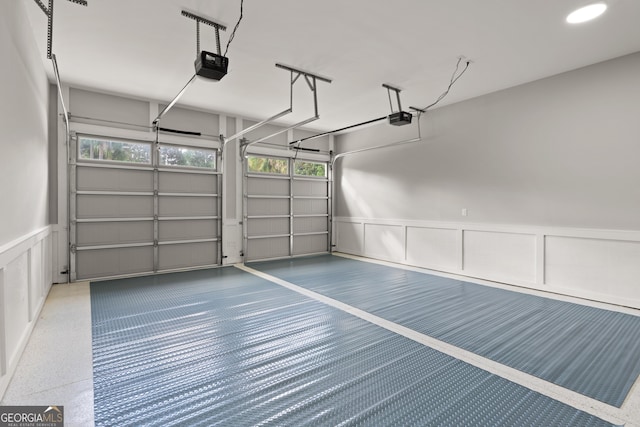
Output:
[275, 63, 333, 84]
[238, 64, 332, 156]
[181, 10, 227, 56]
[152, 74, 197, 127]
[383, 84, 404, 113]
[331, 111, 423, 166]
[224, 64, 332, 148]
[33, 0, 48, 14]
[32, 0, 88, 59]
[152, 10, 228, 129]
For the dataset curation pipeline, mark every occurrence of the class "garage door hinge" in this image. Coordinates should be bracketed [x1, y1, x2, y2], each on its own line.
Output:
[70, 244, 77, 253]
[154, 240, 159, 247]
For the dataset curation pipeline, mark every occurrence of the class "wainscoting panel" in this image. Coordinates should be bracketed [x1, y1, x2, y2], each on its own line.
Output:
[335, 221, 364, 255]
[545, 236, 640, 307]
[406, 227, 459, 271]
[334, 217, 640, 309]
[0, 227, 53, 399]
[463, 230, 537, 285]
[363, 223, 404, 263]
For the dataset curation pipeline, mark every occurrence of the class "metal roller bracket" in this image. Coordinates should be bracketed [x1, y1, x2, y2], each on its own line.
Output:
[239, 63, 332, 157]
[32, 0, 88, 59]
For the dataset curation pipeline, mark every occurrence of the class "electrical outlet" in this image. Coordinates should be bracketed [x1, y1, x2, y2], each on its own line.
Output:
[462, 208, 468, 217]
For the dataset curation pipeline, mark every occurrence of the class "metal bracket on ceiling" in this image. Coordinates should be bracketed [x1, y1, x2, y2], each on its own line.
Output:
[238, 63, 332, 157]
[151, 11, 228, 129]
[32, 0, 87, 59]
[181, 10, 227, 56]
[383, 83, 404, 113]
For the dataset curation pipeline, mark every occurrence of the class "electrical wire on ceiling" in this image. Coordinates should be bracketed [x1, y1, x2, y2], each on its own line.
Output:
[413, 57, 470, 112]
[224, 0, 244, 57]
[287, 57, 472, 147]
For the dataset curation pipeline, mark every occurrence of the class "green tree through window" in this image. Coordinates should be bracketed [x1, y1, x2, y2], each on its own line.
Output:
[247, 156, 288, 174]
[294, 160, 326, 177]
[159, 146, 216, 169]
[79, 137, 151, 164]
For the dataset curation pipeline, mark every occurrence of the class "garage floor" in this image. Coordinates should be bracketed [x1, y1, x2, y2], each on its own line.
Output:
[2, 254, 639, 426]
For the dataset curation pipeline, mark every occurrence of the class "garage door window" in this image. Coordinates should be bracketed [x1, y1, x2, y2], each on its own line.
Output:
[159, 145, 217, 169]
[294, 160, 326, 177]
[247, 156, 288, 175]
[79, 136, 151, 164]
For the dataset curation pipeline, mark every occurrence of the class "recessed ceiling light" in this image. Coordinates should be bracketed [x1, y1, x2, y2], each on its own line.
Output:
[566, 3, 608, 24]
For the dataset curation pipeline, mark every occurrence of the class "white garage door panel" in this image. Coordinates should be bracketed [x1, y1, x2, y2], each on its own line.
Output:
[247, 198, 290, 216]
[247, 217, 289, 237]
[77, 247, 154, 279]
[247, 177, 289, 196]
[293, 234, 328, 256]
[158, 172, 217, 194]
[77, 167, 153, 192]
[247, 237, 290, 261]
[293, 199, 328, 215]
[293, 216, 328, 234]
[158, 242, 218, 271]
[72, 134, 221, 281]
[159, 196, 217, 217]
[77, 221, 154, 246]
[76, 195, 153, 218]
[244, 156, 330, 261]
[158, 219, 218, 242]
[293, 180, 327, 197]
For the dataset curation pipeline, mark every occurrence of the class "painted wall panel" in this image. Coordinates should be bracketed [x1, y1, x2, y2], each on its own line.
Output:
[334, 53, 640, 231]
[463, 230, 537, 284]
[28, 241, 43, 321]
[157, 105, 219, 137]
[0, 1, 49, 247]
[336, 222, 364, 255]
[0, 268, 5, 377]
[406, 227, 459, 271]
[363, 224, 404, 262]
[545, 236, 640, 303]
[3, 254, 30, 367]
[70, 88, 150, 128]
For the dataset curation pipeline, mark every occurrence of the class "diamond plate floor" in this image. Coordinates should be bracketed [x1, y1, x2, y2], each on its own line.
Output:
[248, 254, 640, 408]
[91, 267, 612, 426]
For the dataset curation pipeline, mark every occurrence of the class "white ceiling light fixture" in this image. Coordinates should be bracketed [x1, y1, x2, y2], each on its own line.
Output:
[566, 2, 608, 24]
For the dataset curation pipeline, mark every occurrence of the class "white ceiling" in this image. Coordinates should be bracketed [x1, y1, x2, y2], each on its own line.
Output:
[25, 0, 640, 132]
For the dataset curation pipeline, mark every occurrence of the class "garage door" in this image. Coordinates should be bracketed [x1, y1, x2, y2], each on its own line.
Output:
[244, 155, 330, 261]
[70, 134, 221, 280]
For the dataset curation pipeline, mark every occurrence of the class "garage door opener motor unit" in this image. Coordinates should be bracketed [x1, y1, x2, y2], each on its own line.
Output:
[383, 84, 412, 126]
[195, 51, 228, 80]
[183, 10, 229, 81]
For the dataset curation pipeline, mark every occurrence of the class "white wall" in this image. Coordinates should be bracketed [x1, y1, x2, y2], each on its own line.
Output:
[0, 0, 54, 399]
[0, 0, 50, 246]
[334, 52, 640, 308]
